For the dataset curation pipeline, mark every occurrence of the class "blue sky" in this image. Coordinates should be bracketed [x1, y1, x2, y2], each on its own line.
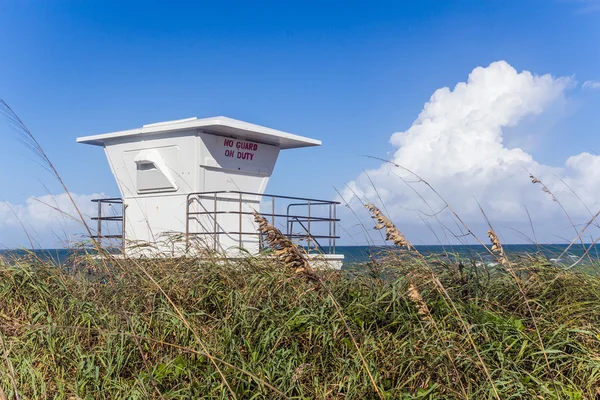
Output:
[1, 0, 600, 247]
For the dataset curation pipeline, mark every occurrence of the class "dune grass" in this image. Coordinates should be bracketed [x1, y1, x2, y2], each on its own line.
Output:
[4, 89, 600, 399]
[0, 252, 599, 399]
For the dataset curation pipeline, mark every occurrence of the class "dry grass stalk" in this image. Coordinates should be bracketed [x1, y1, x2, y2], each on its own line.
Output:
[254, 212, 314, 275]
[365, 203, 412, 249]
[487, 228, 508, 265]
[407, 283, 434, 324]
[530, 174, 557, 202]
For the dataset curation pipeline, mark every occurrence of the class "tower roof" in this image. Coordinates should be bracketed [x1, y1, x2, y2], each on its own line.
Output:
[76, 116, 321, 149]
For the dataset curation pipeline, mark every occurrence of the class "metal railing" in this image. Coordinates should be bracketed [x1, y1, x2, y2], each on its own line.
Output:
[90, 198, 125, 249]
[186, 191, 340, 254]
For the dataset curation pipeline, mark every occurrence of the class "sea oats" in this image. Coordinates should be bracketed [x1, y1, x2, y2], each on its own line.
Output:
[530, 174, 557, 202]
[365, 203, 412, 249]
[407, 282, 434, 324]
[487, 228, 507, 265]
[254, 211, 314, 275]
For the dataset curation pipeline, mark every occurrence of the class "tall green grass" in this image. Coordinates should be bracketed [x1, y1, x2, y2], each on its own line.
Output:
[3, 89, 600, 399]
[1, 253, 600, 399]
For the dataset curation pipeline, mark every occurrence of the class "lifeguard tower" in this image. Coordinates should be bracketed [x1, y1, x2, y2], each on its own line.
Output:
[77, 117, 343, 268]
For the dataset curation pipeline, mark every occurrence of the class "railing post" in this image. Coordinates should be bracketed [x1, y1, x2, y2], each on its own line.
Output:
[122, 202, 127, 255]
[307, 200, 311, 252]
[97, 200, 102, 244]
[185, 196, 190, 252]
[333, 204, 337, 253]
[213, 193, 218, 251]
[239, 192, 243, 249]
[329, 203, 332, 254]
[269, 197, 275, 251]
[271, 197, 275, 226]
[286, 204, 291, 238]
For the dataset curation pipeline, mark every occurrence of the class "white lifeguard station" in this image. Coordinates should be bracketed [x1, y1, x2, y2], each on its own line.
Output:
[77, 117, 343, 268]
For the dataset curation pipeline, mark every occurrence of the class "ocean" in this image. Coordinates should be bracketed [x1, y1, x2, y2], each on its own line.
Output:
[338, 244, 597, 266]
[0, 244, 596, 267]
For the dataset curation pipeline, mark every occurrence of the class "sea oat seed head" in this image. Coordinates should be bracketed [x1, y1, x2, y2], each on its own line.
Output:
[407, 283, 434, 323]
[254, 211, 313, 275]
[487, 228, 507, 265]
[365, 203, 412, 249]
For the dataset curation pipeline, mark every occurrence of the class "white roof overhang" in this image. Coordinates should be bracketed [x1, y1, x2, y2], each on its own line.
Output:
[76, 116, 321, 149]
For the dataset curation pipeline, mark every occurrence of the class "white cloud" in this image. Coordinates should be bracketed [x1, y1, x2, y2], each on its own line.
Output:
[343, 61, 600, 244]
[0, 192, 108, 248]
[583, 80, 600, 89]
